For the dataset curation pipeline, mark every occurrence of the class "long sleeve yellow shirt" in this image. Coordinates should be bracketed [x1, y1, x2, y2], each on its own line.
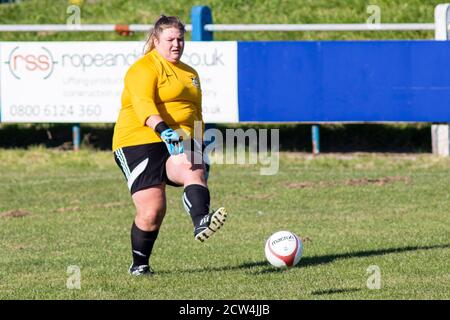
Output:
[112, 49, 203, 151]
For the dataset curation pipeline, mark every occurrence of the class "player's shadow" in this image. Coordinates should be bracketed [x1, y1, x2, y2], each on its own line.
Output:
[251, 243, 450, 275]
[170, 243, 450, 275]
[310, 288, 361, 296]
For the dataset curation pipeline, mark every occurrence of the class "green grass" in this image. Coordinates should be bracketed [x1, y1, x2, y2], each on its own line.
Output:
[0, 148, 449, 299]
[0, 0, 444, 41]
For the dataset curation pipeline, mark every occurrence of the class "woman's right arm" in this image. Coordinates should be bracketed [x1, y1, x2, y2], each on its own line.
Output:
[145, 114, 165, 131]
[125, 61, 182, 154]
[125, 62, 160, 127]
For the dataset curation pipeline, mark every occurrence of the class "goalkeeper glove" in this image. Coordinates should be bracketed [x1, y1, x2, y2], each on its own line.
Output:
[160, 128, 184, 155]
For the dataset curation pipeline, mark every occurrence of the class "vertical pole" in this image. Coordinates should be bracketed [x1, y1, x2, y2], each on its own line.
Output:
[72, 124, 80, 151]
[312, 124, 320, 155]
[431, 123, 450, 156]
[433, 4, 450, 156]
[191, 5, 213, 41]
[191, 5, 215, 149]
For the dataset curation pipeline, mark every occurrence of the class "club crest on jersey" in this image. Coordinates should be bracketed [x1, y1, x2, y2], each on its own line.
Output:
[191, 76, 200, 88]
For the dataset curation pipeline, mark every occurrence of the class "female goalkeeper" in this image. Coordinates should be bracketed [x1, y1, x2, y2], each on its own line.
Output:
[112, 15, 227, 276]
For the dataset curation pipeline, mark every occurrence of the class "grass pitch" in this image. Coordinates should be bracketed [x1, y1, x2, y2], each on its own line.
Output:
[0, 148, 449, 299]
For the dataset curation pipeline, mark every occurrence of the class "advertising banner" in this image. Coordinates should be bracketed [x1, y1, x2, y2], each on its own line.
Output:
[0, 41, 238, 123]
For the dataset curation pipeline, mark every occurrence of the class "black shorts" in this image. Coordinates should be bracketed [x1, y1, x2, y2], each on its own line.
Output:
[114, 142, 182, 194]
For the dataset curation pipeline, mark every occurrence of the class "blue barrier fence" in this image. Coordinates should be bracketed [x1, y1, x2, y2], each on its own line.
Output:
[237, 40, 450, 122]
[191, 5, 450, 154]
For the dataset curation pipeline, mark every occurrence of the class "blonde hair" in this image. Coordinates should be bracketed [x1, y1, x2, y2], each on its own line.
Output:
[143, 15, 186, 55]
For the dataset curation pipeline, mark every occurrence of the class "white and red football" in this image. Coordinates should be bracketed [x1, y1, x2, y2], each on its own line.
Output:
[265, 230, 303, 268]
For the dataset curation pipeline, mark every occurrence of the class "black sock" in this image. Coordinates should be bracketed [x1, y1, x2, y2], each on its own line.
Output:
[131, 222, 159, 267]
[183, 184, 210, 227]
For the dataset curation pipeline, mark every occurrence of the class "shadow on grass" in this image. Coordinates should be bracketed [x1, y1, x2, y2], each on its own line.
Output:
[164, 243, 450, 275]
[310, 288, 361, 295]
[253, 243, 450, 275]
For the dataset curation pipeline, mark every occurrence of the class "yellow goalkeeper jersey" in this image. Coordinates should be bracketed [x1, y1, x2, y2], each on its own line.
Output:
[112, 49, 203, 151]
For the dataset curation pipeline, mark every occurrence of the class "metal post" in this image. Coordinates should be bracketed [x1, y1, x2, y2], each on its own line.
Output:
[191, 5, 213, 41]
[433, 4, 450, 156]
[72, 124, 80, 151]
[191, 5, 215, 149]
[431, 123, 450, 156]
[312, 125, 320, 155]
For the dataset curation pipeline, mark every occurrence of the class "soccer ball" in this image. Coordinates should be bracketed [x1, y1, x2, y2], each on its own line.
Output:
[265, 230, 303, 268]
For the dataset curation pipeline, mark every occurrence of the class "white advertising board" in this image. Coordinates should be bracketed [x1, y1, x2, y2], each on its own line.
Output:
[183, 41, 238, 123]
[0, 41, 238, 123]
